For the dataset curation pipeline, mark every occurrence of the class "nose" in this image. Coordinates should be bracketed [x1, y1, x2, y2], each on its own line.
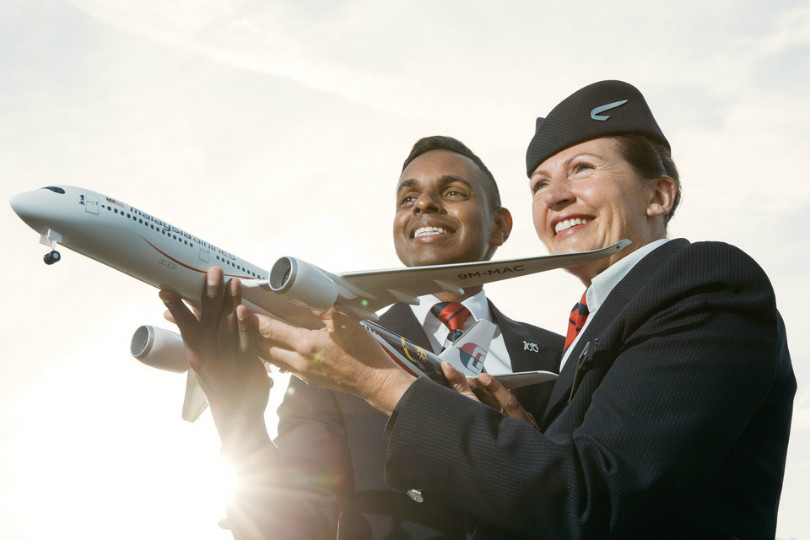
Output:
[412, 190, 443, 214]
[542, 179, 574, 211]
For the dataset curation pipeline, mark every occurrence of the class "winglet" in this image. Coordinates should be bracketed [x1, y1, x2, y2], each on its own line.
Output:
[614, 238, 632, 251]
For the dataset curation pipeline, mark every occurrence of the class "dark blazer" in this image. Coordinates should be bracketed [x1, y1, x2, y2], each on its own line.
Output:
[383, 240, 796, 539]
[268, 301, 563, 540]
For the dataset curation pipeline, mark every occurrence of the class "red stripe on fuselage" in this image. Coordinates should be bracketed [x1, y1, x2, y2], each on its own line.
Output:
[379, 345, 419, 377]
[142, 237, 256, 280]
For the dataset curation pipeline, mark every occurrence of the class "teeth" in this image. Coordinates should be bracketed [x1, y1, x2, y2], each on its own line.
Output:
[415, 226, 447, 238]
[554, 218, 591, 234]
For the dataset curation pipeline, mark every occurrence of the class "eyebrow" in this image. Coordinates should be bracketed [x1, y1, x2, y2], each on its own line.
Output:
[531, 152, 603, 179]
[396, 175, 474, 194]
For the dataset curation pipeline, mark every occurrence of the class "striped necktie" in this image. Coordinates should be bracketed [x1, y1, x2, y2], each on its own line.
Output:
[564, 291, 589, 352]
[431, 301, 473, 351]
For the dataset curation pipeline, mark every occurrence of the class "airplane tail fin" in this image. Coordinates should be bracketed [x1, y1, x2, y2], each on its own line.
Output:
[438, 319, 497, 378]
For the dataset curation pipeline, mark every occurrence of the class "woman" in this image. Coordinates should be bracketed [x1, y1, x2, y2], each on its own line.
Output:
[222, 81, 795, 538]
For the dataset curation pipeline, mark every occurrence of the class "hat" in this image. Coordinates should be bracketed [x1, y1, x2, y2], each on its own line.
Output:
[525, 80, 670, 176]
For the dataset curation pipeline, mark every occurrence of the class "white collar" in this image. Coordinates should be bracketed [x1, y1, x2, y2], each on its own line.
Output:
[586, 238, 670, 316]
[410, 289, 491, 325]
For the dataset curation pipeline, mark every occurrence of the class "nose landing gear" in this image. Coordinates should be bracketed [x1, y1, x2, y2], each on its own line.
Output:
[39, 229, 64, 265]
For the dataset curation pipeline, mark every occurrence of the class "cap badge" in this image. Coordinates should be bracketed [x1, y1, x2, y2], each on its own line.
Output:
[590, 99, 629, 121]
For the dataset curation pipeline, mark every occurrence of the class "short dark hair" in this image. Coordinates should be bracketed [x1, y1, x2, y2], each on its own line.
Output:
[613, 134, 682, 224]
[402, 135, 501, 209]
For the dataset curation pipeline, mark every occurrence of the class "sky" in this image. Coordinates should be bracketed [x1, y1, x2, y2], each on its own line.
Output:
[1, 0, 808, 538]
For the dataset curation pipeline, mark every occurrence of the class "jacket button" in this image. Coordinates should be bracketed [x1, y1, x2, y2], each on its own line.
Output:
[406, 489, 424, 503]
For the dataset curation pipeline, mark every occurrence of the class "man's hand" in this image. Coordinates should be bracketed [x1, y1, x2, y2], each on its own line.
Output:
[159, 268, 273, 455]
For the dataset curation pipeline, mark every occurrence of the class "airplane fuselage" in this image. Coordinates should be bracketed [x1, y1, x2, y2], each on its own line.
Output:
[11, 186, 266, 304]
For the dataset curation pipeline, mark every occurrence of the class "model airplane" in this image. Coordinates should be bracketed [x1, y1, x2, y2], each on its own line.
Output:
[11, 185, 628, 420]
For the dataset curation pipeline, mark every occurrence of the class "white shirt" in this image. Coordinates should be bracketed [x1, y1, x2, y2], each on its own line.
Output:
[409, 290, 512, 375]
[560, 238, 671, 370]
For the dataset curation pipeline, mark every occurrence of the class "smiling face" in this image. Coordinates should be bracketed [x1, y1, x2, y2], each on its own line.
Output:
[530, 137, 674, 283]
[394, 149, 510, 267]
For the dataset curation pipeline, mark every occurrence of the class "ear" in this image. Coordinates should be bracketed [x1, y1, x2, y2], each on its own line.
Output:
[646, 176, 678, 218]
[490, 207, 513, 247]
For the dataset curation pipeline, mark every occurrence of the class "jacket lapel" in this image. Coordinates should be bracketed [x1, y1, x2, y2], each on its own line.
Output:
[377, 303, 433, 350]
[542, 329, 595, 425]
[489, 301, 543, 374]
[541, 239, 689, 427]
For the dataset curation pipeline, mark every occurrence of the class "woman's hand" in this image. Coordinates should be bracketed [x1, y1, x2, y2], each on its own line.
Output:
[441, 362, 538, 429]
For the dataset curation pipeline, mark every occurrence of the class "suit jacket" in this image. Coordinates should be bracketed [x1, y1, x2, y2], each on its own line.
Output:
[383, 240, 796, 539]
[262, 300, 563, 540]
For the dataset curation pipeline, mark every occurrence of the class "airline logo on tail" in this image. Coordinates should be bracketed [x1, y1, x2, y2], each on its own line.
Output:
[458, 342, 486, 372]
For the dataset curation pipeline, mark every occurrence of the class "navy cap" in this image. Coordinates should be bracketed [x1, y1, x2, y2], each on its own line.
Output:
[526, 80, 670, 176]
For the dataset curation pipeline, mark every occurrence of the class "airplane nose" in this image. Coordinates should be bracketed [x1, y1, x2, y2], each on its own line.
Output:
[9, 192, 33, 218]
[10, 189, 53, 232]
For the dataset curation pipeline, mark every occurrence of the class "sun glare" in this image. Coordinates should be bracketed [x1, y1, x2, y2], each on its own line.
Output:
[212, 456, 238, 509]
[0, 342, 239, 539]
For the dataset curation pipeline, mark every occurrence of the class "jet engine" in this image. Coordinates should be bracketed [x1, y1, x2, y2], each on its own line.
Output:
[269, 256, 340, 311]
[130, 325, 188, 373]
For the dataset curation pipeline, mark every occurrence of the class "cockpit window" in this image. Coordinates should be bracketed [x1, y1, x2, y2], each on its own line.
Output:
[42, 186, 66, 194]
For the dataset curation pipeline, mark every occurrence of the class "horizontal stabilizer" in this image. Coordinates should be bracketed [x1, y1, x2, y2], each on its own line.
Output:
[495, 370, 558, 390]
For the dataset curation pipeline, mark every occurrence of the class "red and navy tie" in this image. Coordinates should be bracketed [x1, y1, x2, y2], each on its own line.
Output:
[431, 301, 473, 351]
[564, 291, 589, 352]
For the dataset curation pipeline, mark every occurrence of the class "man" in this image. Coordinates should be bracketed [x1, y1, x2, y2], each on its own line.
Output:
[162, 136, 563, 539]
[271, 136, 562, 539]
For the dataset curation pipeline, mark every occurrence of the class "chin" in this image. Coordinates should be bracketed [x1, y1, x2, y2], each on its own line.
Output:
[400, 253, 452, 268]
[553, 235, 603, 254]
[409, 245, 465, 266]
[549, 237, 582, 254]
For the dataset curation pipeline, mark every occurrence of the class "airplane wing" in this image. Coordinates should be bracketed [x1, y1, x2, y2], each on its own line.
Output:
[239, 282, 326, 329]
[181, 371, 209, 422]
[495, 370, 558, 390]
[265, 240, 631, 321]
